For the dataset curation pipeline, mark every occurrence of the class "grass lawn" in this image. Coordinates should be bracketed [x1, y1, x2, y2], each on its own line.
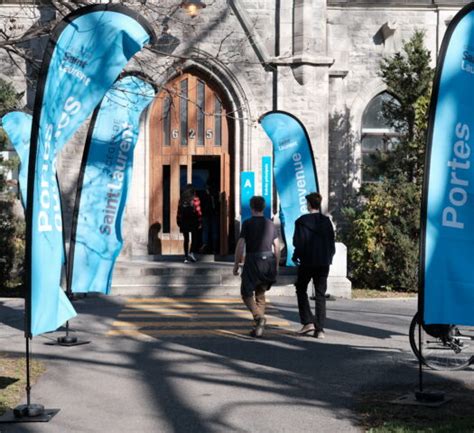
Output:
[357, 385, 474, 433]
[0, 284, 23, 298]
[352, 289, 417, 299]
[0, 352, 45, 415]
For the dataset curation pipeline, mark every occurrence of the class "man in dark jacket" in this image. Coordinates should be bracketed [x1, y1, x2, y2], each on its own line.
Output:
[292, 192, 335, 339]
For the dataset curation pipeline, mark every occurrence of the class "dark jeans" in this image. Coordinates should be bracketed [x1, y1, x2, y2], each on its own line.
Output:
[202, 214, 219, 252]
[183, 230, 199, 256]
[295, 265, 330, 331]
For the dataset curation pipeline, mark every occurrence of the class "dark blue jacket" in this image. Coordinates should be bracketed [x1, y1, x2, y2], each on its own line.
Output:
[292, 213, 335, 266]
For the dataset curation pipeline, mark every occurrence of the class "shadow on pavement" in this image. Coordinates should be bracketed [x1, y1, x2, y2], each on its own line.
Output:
[0, 294, 472, 433]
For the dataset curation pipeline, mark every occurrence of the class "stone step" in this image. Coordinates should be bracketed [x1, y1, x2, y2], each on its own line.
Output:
[112, 259, 297, 289]
[113, 265, 237, 277]
[128, 254, 236, 264]
[111, 254, 352, 298]
[113, 256, 298, 276]
[110, 284, 296, 297]
[113, 274, 297, 286]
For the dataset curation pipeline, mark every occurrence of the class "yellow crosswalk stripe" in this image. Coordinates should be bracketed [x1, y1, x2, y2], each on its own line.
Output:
[118, 312, 279, 319]
[120, 307, 278, 313]
[125, 298, 244, 304]
[119, 312, 191, 318]
[109, 298, 290, 338]
[121, 305, 258, 311]
[112, 319, 289, 328]
[107, 328, 294, 337]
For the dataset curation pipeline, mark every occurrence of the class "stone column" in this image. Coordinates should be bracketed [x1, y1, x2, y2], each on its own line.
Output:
[276, 0, 333, 211]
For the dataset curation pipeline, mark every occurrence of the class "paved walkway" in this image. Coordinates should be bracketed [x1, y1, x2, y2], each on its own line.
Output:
[107, 297, 292, 338]
[0, 295, 472, 432]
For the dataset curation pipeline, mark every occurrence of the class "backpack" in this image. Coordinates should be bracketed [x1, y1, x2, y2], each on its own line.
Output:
[180, 199, 198, 229]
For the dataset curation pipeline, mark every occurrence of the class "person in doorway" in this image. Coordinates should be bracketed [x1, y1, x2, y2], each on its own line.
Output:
[292, 192, 335, 339]
[177, 184, 202, 263]
[199, 183, 219, 254]
[233, 196, 279, 337]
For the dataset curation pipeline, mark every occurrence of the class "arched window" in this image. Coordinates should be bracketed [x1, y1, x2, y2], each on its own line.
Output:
[361, 92, 401, 182]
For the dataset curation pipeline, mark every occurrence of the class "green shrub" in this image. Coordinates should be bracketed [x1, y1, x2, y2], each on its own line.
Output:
[342, 179, 420, 291]
[0, 78, 24, 293]
[0, 200, 25, 291]
[341, 31, 432, 292]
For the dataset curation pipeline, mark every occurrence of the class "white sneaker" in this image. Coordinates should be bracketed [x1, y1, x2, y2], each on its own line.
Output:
[254, 316, 267, 338]
[188, 253, 197, 262]
[184, 256, 190, 263]
[296, 323, 315, 335]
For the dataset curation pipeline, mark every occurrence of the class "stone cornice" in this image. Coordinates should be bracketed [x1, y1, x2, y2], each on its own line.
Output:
[329, 70, 349, 78]
[328, 1, 468, 10]
[328, 0, 469, 5]
[267, 55, 335, 68]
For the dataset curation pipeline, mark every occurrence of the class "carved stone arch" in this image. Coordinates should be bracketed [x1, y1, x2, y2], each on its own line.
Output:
[350, 78, 388, 135]
[154, 50, 253, 170]
[348, 79, 388, 188]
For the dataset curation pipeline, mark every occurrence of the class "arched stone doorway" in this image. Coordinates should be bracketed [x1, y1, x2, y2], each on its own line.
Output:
[149, 71, 234, 255]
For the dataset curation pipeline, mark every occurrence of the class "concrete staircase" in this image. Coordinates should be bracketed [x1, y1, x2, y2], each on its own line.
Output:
[111, 251, 352, 298]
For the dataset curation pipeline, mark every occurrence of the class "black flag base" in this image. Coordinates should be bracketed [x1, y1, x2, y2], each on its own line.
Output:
[0, 405, 59, 423]
[391, 391, 451, 408]
[56, 335, 90, 346]
[15, 403, 44, 417]
[415, 390, 446, 403]
[45, 321, 90, 346]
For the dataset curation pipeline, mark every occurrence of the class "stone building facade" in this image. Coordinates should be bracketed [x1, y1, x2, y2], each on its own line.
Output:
[0, 1, 471, 288]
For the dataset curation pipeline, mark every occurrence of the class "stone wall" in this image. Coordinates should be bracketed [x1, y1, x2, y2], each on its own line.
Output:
[325, 2, 465, 226]
[0, 0, 472, 292]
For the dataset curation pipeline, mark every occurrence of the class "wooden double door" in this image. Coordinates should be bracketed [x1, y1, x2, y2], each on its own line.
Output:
[149, 72, 232, 255]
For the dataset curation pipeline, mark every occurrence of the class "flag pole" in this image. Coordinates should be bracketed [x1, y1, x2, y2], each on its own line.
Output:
[53, 106, 101, 347]
[418, 316, 423, 394]
[11, 335, 46, 418]
[1, 110, 59, 424]
[0, 257, 59, 423]
[416, 312, 426, 400]
[55, 176, 90, 347]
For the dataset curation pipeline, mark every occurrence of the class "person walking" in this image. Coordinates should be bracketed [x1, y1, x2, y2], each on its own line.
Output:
[177, 184, 202, 263]
[233, 196, 279, 337]
[292, 192, 335, 339]
[199, 183, 219, 254]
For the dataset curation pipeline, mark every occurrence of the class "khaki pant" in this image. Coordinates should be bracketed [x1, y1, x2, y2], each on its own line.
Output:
[242, 285, 267, 320]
